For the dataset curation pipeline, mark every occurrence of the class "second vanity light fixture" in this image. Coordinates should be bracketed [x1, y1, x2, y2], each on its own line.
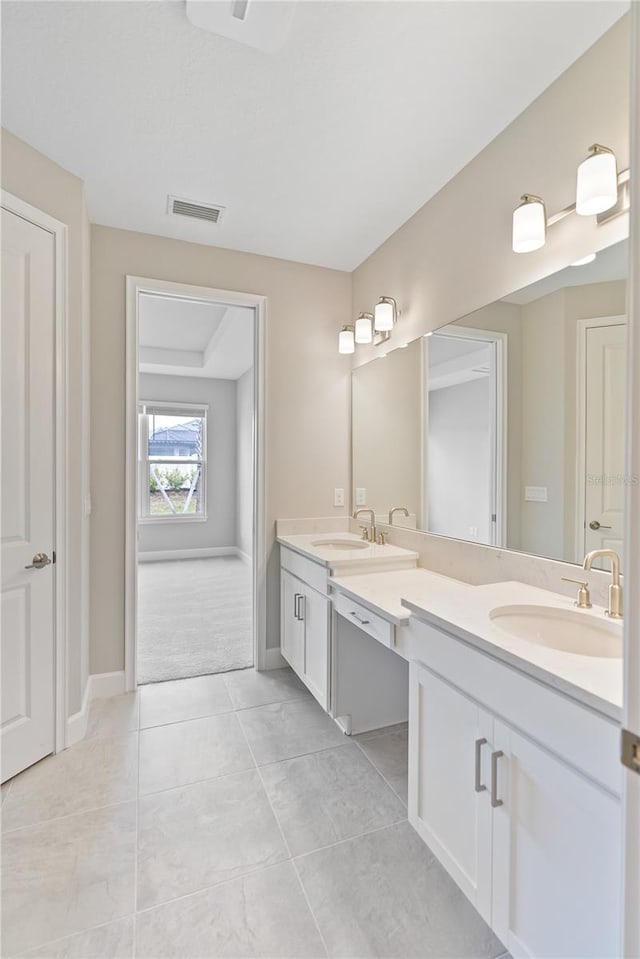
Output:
[338, 299, 399, 354]
[512, 144, 629, 253]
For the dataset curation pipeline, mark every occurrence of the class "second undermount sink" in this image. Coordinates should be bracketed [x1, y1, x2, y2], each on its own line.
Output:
[489, 604, 622, 659]
[311, 538, 369, 551]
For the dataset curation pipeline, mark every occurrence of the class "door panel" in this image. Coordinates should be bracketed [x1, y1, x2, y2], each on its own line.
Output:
[492, 721, 621, 958]
[300, 587, 329, 710]
[583, 322, 626, 560]
[409, 663, 493, 921]
[1, 206, 55, 782]
[280, 569, 303, 675]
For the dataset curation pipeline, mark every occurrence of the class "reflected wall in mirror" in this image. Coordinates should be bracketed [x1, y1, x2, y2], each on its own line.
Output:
[352, 238, 628, 567]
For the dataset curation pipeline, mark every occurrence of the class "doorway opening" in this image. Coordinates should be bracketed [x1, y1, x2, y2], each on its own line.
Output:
[424, 327, 507, 547]
[125, 278, 267, 689]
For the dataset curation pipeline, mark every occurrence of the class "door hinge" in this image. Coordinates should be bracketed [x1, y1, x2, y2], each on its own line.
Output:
[621, 728, 640, 774]
[52, 551, 56, 564]
[491, 514, 497, 523]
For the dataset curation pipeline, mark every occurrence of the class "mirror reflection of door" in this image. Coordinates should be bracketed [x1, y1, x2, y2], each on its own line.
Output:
[580, 318, 627, 565]
[425, 330, 505, 547]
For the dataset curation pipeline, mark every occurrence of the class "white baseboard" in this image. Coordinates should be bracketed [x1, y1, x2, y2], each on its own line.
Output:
[237, 549, 252, 566]
[138, 546, 240, 563]
[65, 670, 127, 748]
[262, 647, 287, 670]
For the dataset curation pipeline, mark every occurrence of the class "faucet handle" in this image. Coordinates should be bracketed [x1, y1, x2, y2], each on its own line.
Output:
[562, 577, 592, 609]
[360, 525, 371, 542]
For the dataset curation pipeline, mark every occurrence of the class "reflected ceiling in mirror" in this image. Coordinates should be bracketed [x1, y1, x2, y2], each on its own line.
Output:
[351, 238, 628, 567]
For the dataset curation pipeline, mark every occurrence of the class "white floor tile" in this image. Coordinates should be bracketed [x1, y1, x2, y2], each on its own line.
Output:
[137, 769, 288, 909]
[140, 673, 233, 728]
[139, 711, 253, 795]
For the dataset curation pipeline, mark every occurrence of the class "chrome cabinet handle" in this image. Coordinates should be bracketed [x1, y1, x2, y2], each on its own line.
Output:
[294, 593, 301, 620]
[298, 595, 305, 622]
[491, 750, 504, 808]
[589, 520, 612, 531]
[25, 552, 52, 570]
[474, 738, 487, 793]
[349, 611, 370, 625]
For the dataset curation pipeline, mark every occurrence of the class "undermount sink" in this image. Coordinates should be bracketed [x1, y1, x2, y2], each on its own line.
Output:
[310, 538, 370, 551]
[489, 604, 622, 659]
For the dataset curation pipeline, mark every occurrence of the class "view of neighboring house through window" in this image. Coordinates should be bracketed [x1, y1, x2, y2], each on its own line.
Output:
[138, 402, 207, 520]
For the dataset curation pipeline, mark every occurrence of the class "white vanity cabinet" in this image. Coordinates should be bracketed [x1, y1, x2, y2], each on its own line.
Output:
[409, 640, 622, 958]
[280, 548, 330, 709]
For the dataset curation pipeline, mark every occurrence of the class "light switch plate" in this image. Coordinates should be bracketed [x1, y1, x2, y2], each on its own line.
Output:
[525, 486, 548, 503]
[355, 488, 367, 506]
[334, 488, 345, 507]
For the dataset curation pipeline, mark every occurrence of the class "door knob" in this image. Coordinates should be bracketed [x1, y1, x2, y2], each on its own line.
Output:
[589, 520, 612, 531]
[25, 552, 51, 570]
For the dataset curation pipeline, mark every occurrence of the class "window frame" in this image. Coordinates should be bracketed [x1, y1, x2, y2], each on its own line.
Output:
[138, 399, 208, 524]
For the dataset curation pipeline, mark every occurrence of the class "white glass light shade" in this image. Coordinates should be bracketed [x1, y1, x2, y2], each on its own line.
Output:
[338, 326, 355, 354]
[374, 298, 396, 332]
[576, 146, 617, 216]
[354, 313, 373, 344]
[571, 253, 597, 267]
[512, 195, 546, 253]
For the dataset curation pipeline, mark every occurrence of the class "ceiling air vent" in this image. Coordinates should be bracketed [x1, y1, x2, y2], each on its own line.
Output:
[168, 196, 225, 224]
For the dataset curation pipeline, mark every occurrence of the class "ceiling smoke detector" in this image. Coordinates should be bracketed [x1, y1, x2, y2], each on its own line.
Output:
[167, 196, 225, 224]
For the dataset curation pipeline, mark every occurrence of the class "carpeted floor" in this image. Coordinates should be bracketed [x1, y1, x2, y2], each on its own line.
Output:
[137, 557, 253, 684]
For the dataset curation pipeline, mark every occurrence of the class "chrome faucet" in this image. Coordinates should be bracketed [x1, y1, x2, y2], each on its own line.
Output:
[583, 549, 623, 619]
[388, 506, 409, 526]
[354, 508, 376, 543]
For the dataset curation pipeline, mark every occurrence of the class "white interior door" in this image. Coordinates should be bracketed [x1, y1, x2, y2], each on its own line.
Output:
[1, 206, 56, 782]
[583, 322, 627, 560]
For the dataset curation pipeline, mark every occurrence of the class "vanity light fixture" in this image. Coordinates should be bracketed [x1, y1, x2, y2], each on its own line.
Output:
[512, 194, 546, 253]
[571, 253, 597, 266]
[374, 297, 398, 332]
[354, 312, 373, 344]
[512, 144, 628, 254]
[576, 145, 618, 216]
[338, 325, 355, 355]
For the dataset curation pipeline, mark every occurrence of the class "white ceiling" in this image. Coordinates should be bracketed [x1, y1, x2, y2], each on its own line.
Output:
[1, 1, 628, 271]
[138, 294, 254, 379]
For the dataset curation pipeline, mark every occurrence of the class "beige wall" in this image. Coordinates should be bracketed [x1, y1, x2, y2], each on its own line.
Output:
[351, 17, 630, 355]
[90, 226, 351, 671]
[1, 129, 91, 714]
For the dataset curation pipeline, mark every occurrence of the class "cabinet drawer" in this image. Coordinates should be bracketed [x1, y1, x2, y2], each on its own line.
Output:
[280, 545, 328, 595]
[333, 591, 395, 648]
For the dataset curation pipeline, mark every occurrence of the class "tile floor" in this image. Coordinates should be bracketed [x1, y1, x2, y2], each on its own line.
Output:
[1, 667, 508, 959]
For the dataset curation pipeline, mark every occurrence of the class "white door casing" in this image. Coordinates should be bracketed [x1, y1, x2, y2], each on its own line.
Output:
[1, 206, 56, 781]
[125, 276, 267, 689]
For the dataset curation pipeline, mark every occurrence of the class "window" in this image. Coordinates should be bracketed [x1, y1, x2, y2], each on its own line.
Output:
[138, 402, 207, 521]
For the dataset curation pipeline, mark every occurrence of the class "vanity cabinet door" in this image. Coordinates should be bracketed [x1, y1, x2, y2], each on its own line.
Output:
[491, 721, 621, 959]
[281, 569, 304, 675]
[299, 586, 330, 710]
[409, 662, 493, 922]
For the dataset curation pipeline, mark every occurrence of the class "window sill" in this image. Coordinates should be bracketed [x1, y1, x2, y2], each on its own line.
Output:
[139, 515, 208, 525]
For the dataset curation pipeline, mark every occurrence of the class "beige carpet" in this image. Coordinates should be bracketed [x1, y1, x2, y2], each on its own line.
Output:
[137, 556, 253, 684]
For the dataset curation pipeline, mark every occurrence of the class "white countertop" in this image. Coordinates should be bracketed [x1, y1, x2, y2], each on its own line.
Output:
[277, 531, 418, 575]
[330, 567, 467, 625]
[278, 528, 622, 720]
[403, 579, 622, 720]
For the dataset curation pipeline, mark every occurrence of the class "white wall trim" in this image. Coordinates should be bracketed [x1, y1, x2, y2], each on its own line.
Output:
[622, 5, 640, 954]
[126, 277, 267, 690]
[574, 314, 627, 564]
[425, 325, 508, 548]
[65, 670, 127, 746]
[1, 192, 71, 756]
[138, 546, 239, 563]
